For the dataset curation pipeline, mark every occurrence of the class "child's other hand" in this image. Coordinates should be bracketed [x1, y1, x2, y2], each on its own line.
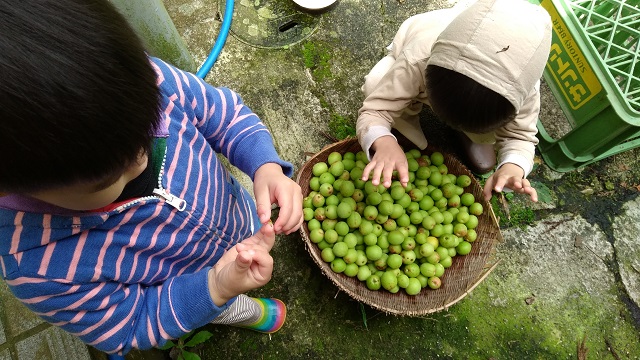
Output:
[362, 136, 409, 188]
[483, 163, 538, 202]
[253, 163, 303, 234]
[216, 223, 276, 272]
[209, 224, 276, 306]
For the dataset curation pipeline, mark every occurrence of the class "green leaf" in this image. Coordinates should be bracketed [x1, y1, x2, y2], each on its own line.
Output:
[184, 330, 214, 348]
[531, 180, 552, 203]
[359, 303, 368, 330]
[157, 340, 176, 350]
[182, 349, 201, 360]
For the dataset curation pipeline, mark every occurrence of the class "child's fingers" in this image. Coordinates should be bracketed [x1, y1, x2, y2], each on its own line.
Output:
[380, 163, 395, 188]
[255, 222, 276, 250]
[492, 175, 508, 193]
[361, 162, 374, 182]
[248, 248, 274, 282]
[525, 186, 538, 202]
[482, 177, 496, 200]
[519, 179, 538, 202]
[395, 162, 409, 187]
[273, 189, 303, 234]
[275, 205, 303, 234]
[253, 185, 273, 225]
[235, 249, 255, 271]
[362, 161, 382, 186]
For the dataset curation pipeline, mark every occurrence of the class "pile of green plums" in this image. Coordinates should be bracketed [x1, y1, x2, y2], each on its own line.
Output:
[302, 149, 484, 296]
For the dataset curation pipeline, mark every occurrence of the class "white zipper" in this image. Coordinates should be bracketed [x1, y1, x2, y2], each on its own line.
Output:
[152, 143, 186, 211]
[113, 141, 187, 212]
[152, 188, 186, 211]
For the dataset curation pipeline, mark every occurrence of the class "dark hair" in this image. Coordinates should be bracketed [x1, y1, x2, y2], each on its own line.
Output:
[0, 0, 161, 193]
[425, 65, 516, 134]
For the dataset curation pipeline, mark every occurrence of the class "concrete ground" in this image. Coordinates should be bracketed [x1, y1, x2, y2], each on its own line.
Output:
[0, 0, 639, 359]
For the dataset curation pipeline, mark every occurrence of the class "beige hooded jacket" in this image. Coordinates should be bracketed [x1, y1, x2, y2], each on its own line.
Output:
[356, 0, 552, 177]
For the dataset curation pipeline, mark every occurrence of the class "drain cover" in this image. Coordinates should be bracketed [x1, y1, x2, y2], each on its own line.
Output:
[222, 0, 321, 48]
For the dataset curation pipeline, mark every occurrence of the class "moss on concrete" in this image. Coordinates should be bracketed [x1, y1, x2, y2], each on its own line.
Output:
[300, 41, 333, 82]
[328, 113, 356, 140]
[179, 266, 640, 359]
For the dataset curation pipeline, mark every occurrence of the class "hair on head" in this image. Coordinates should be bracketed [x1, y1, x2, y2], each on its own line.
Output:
[0, 0, 161, 193]
[425, 65, 516, 134]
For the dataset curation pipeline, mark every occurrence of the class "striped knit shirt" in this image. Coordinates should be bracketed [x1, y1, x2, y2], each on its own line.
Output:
[0, 57, 293, 355]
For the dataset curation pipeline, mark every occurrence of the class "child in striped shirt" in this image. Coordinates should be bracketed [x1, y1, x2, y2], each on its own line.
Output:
[0, 0, 302, 356]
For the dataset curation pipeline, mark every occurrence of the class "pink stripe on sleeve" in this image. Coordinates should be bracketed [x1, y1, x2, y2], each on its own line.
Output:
[167, 66, 186, 107]
[191, 144, 209, 226]
[145, 313, 156, 348]
[18, 284, 81, 304]
[206, 158, 221, 230]
[40, 214, 52, 245]
[163, 96, 177, 137]
[219, 194, 233, 238]
[163, 115, 188, 190]
[65, 282, 107, 311]
[166, 278, 190, 333]
[124, 205, 164, 283]
[70, 216, 84, 236]
[178, 232, 213, 275]
[139, 213, 176, 283]
[206, 88, 228, 139]
[167, 227, 201, 277]
[37, 215, 55, 275]
[156, 286, 173, 340]
[226, 108, 251, 128]
[150, 61, 164, 85]
[78, 286, 133, 338]
[148, 216, 195, 284]
[221, 125, 267, 155]
[4, 277, 72, 286]
[10, 212, 24, 254]
[65, 231, 88, 280]
[195, 79, 209, 127]
[37, 243, 55, 277]
[112, 210, 141, 280]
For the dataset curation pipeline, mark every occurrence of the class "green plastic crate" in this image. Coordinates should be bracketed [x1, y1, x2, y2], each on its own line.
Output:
[537, 0, 640, 172]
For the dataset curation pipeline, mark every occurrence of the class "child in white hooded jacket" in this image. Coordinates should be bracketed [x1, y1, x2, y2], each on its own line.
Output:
[356, 0, 552, 202]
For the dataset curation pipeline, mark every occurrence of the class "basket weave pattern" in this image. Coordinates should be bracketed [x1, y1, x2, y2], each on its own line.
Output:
[296, 138, 503, 316]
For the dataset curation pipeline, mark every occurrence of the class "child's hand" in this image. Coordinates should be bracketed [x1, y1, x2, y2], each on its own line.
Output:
[208, 224, 276, 306]
[215, 223, 276, 273]
[362, 136, 409, 188]
[253, 163, 303, 234]
[483, 163, 538, 202]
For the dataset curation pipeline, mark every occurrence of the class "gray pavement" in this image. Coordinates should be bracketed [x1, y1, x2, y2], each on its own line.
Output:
[1, 0, 638, 359]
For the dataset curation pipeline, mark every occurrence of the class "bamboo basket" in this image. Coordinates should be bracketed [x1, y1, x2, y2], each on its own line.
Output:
[296, 137, 503, 316]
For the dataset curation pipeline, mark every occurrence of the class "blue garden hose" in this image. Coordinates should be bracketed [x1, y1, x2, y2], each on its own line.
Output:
[195, 0, 235, 78]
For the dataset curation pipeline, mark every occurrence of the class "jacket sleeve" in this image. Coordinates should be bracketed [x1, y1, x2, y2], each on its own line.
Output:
[5, 269, 226, 355]
[494, 81, 541, 177]
[151, 58, 293, 179]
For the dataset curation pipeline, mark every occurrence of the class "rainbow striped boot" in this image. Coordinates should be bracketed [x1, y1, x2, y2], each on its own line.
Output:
[236, 298, 287, 334]
[212, 295, 286, 334]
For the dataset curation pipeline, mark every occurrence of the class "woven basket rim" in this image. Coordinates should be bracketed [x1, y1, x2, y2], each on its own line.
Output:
[296, 137, 503, 316]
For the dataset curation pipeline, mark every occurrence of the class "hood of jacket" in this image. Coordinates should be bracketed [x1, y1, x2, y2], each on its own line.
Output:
[427, 0, 552, 112]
